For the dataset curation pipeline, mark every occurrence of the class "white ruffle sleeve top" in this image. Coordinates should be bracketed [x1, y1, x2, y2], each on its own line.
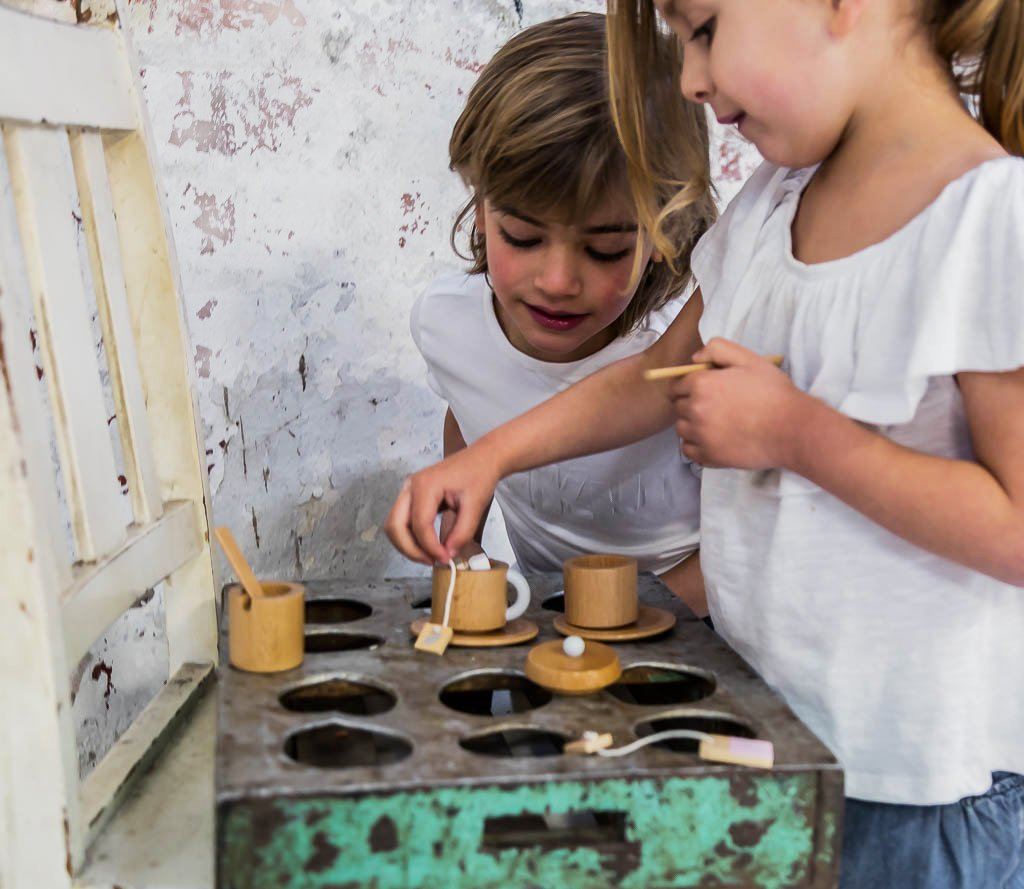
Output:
[692, 157, 1024, 805]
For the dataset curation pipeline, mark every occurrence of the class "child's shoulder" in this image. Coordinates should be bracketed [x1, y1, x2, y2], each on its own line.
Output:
[934, 154, 1024, 228]
[885, 155, 1024, 279]
[415, 270, 487, 314]
[410, 271, 488, 347]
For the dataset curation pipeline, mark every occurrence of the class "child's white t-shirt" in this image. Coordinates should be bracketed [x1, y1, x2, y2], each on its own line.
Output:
[410, 271, 700, 575]
[692, 157, 1024, 805]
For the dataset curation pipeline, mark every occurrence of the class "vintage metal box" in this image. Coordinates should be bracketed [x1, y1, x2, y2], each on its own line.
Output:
[217, 574, 842, 888]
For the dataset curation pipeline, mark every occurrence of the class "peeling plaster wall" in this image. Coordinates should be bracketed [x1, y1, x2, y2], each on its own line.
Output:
[124, 0, 762, 582]
[68, 0, 761, 769]
[126, 0, 568, 583]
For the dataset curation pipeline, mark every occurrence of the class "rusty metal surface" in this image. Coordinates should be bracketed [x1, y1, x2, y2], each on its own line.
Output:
[216, 574, 841, 801]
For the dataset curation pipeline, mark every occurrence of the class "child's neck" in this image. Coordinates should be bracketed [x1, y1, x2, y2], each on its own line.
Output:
[792, 43, 1006, 266]
[815, 39, 1004, 194]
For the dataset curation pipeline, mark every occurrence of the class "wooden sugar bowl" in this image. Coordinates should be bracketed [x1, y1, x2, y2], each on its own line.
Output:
[227, 581, 305, 673]
[525, 635, 621, 696]
[563, 554, 638, 629]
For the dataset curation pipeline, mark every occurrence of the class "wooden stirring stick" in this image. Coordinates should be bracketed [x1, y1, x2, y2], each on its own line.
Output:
[214, 526, 265, 601]
[643, 354, 784, 382]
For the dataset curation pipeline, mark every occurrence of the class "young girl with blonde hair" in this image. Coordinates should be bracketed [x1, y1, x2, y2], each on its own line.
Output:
[391, 0, 1024, 883]
[410, 12, 715, 611]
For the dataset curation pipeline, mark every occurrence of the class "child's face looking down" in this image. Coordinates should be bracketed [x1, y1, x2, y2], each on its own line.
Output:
[657, 0, 864, 168]
[479, 194, 653, 363]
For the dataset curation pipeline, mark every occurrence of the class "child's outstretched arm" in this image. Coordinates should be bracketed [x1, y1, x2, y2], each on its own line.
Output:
[673, 338, 1024, 585]
[386, 290, 705, 564]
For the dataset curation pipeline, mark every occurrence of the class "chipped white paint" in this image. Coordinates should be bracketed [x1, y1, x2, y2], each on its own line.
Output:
[0, 1, 218, 881]
[71, 585, 169, 779]
[6, 124, 128, 562]
[0, 4, 137, 130]
[62, 501, 201, 668]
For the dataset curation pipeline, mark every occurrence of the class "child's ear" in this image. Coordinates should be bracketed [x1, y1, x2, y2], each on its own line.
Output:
[828, 0, 868, 38]
[651, 248, 664, 263]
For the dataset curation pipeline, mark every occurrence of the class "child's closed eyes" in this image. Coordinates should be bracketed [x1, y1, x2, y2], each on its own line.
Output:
[689, 16, 715, 44]
[496, 224, 636, 264]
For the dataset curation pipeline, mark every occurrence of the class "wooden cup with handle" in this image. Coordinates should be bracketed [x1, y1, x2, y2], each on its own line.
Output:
[431, 559, 530, 633]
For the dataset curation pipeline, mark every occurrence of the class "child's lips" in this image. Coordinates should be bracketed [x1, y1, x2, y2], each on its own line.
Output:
[525, 303, 588, 331]
[717, 111, 746, 127]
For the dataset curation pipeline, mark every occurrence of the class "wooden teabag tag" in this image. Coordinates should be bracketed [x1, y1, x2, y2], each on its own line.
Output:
[414, 558, 457, 655]
[698, 735, 775, 769]
[564, 732, 613, 755]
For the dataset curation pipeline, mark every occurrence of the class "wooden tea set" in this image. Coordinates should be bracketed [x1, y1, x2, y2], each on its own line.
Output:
[409, 552, 677, 697]
[217, 525, 674, 697]
[208, 496, 853, 889]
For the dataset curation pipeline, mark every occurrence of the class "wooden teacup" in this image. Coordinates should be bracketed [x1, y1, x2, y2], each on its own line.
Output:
[227, 581, 304, 672]
[431, 560, 530, 633]
[563, 554, 638, 629]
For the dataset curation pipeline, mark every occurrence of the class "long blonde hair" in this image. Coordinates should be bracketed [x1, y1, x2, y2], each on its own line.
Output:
[927, 0, 1024, 154]
[449, 12, 716, 335]
[607, 1, 717, 278]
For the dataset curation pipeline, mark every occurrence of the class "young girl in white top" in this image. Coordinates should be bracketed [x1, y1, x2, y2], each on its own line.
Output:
[410, 12, 716, 612]
[390, 0, 1024, 884]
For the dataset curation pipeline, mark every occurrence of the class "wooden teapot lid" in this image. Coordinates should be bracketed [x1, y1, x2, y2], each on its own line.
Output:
[524, 638, 621, 695]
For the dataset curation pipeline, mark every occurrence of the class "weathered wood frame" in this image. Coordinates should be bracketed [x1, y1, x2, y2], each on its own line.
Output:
[0, 3, 218, 884]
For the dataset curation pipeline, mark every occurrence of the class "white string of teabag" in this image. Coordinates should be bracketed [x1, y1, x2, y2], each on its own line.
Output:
[585, 729, 713, 757]
[440, 557, 457, 629]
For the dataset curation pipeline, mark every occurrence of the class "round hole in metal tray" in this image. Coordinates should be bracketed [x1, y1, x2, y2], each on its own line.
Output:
[541, 592, 565, 613]
[304, 631, 384, 654]
[606, 664, 714, 707]
[459, 727, 568, 758]
[284, 722, 412, 769]
[305, 598, 372, 624]
[279, 677, 395, 716]
[633, 712, 755, 753]
[440, 670, 552, 716]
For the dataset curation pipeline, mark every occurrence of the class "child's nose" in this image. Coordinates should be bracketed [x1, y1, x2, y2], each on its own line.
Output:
[680, 51, 712, 104]
[535, 246, 582, 298]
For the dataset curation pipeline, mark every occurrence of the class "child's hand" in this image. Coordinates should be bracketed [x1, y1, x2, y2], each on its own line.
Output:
[669, 338, 809, 470]
[385, 444, 500, 565]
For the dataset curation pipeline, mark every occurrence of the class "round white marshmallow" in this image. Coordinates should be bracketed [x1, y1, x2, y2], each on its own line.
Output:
[562, 635, 585, 658]
[467, 553, 491, 572]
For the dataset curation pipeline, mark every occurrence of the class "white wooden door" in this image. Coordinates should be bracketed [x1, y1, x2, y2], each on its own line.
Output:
[0, 2, 219, 884]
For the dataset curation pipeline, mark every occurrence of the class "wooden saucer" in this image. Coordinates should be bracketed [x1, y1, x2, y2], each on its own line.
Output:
[525, 639, 621, 695]
[409, 618, 538, 648]
[553, 605, 676, 642]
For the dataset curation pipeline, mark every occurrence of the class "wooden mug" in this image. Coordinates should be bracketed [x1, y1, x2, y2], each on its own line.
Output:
[431, 560, 530, 633]
[563, 554, 638, 629]
[228, 581, 305, 672]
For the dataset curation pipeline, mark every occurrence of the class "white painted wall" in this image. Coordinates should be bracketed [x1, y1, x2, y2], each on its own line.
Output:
[123, 0, 762, 580]
[67, 0, 761, 772]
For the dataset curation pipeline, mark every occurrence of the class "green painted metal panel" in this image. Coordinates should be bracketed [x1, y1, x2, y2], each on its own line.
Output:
[220, 773, 837, 889]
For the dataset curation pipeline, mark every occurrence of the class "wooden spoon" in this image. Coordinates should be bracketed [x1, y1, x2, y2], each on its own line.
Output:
[643, 354, 784, 381]
[214, 526, 265, 602]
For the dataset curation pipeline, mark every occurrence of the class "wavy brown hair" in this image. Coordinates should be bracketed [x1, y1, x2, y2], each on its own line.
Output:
[449, 11, 716, 336]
